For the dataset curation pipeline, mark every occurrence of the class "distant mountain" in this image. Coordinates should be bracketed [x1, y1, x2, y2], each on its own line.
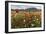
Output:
[11, 7, 41, 12]
[26, 8, 37, 11]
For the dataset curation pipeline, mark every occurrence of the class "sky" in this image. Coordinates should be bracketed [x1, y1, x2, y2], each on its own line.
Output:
[11, 5, 41, 9]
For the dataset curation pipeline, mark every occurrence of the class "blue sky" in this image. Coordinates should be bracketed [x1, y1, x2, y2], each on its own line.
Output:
[11, 5, 41, 9]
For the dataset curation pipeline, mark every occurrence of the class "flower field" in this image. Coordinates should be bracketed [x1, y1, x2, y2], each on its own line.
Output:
[11, 10, 41, 28]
